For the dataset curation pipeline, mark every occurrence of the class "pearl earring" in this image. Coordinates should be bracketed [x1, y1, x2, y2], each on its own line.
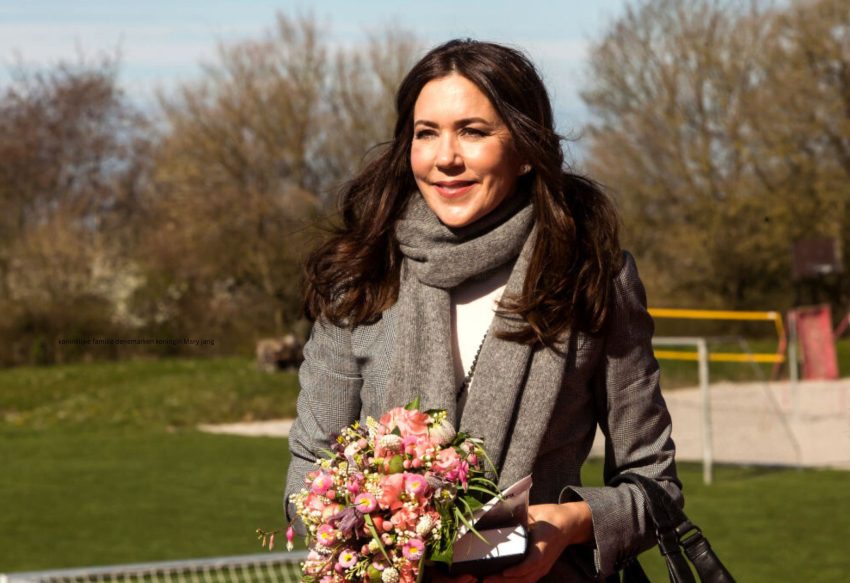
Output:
[520, 164, 532, 175]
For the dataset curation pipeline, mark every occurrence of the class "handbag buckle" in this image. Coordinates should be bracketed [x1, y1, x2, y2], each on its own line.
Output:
[675, 520, 705, 550]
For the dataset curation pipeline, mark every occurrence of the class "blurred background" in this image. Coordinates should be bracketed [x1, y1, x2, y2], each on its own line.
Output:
[1, 1, 848, 581]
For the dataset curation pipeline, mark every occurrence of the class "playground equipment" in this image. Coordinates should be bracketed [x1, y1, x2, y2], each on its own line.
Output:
[650, 308, 802, 485]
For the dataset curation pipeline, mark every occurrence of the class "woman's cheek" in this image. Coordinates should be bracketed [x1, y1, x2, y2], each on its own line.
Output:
[410, 143, 435, 176]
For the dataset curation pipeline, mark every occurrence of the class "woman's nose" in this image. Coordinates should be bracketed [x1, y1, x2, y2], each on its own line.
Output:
[435, 134, 462, 169]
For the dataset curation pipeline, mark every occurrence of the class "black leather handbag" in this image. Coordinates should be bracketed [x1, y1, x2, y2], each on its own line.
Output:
[605, 473, 736, 583]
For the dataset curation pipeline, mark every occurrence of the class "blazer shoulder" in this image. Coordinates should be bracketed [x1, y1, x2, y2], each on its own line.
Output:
[612, 250, 647, 305]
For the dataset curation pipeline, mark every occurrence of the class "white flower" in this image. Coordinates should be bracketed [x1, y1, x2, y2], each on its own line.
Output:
[416, 515, 435, 537]
[379, 434, 404, 452]
[344, 441, 362, 460]
[382, 567, 400, 583]
[429, 418, 456, 446]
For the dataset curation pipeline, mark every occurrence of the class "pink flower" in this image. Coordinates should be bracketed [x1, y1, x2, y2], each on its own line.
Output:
[311, 472, 334, 495]
[390, 507, 419, 532]
[400, 565, 417, 583]
[402, 539, 425, 561]
[404, 473, 429, 497]
[286, 525, 295, 552]
[431, 447, 461, 477]
[457, 460, 470, 489]
[380, 407, 430, 437]
[354, 493, 377, 513]
[321, 502, 342, 522]
[406, 434, 436, 460]
[316, 524, 337, 546]
[378, 473, 405, 511]
[305, 493, 325, 512]
[346, 473, 364, 495]
[338, 548, 359, 568]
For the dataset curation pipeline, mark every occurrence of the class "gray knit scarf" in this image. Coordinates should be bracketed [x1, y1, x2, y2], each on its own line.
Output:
[387, 191, 568, 487]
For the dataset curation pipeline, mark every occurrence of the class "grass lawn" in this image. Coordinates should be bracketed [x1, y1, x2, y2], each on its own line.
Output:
[0, 427, 292, 572]
[1, 426, 848, 581]
[1, 347, 847, 431]
[0, 357, 300, 430]
[1, 356, 849, 580]
[581, 462, 850, 582]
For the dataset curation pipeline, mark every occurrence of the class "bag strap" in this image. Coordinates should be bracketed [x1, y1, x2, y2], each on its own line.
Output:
[607, 472, 736, 583]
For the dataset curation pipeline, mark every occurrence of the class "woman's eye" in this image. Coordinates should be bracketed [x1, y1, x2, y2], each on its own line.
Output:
[461, 127, 487, 137]
[414, 129, 436, 140]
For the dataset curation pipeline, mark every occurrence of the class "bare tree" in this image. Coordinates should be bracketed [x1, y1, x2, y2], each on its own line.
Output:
[140, 14, 422, 342]
[0, 55, 152, 364]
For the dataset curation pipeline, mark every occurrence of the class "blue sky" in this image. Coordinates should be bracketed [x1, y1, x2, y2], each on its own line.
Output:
[0, 0, 631, 135]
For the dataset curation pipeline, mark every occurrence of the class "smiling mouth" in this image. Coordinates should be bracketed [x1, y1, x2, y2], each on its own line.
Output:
[433, 181, 476, 198]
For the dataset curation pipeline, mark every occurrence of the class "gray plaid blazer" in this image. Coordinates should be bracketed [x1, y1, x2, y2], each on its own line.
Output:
[284, 251, 681, 581]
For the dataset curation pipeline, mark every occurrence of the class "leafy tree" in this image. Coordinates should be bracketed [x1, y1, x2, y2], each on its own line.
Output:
[582, 0, 849, 311]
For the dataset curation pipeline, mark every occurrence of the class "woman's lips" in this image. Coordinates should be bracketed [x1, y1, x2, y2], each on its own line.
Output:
[433, 181, 476, 198]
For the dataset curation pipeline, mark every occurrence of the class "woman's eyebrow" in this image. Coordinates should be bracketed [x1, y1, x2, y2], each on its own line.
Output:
[413, 117, 492, 128]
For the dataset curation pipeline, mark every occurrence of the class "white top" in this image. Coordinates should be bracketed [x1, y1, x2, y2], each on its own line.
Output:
[450, 262, 513, 389]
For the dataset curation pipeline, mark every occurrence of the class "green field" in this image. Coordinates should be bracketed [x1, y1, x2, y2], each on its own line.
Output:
[0, 357, 300, 430]
[1, 428, 848, 580]
[0, 428, 292, 571]
[1, 357, 849, 580]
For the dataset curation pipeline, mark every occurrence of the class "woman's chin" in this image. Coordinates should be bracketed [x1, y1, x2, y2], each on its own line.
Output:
[434, 209, 479, 228]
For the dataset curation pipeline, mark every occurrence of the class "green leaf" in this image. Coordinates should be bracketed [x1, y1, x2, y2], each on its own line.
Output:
[363, 514, 392, 564]
[465, 484, 500, 498]
[405, 396, 421, 411]
[429, 545, 453, 565]
[459, 495, 484, 512]
[454, 507, 489, 545]
[415, 554, 425, 583]
[476, 445, 499, 477]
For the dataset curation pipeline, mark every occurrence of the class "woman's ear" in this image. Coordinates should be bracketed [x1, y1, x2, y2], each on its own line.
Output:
[519, 163, 532, 176]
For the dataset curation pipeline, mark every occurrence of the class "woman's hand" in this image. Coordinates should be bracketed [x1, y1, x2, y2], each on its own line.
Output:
[482, 501, 593, 583]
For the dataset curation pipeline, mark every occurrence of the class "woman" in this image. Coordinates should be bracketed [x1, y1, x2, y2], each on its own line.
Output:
[285, 39, 681, 582]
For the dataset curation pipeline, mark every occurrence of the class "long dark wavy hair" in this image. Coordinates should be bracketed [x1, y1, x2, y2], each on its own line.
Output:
[304, 39, 621, 345]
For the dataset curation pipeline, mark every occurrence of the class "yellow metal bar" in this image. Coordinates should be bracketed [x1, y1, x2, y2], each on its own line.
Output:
[649, 308, 779, 321]
[654, 350, 785, 364]
[773, 315, 785, 343]
[711, 352, 785, 363]
[654, 350, 700, 361]
[649, 308, 787, 367]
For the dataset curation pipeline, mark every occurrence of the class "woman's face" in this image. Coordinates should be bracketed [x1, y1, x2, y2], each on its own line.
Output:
[410, 73, 525, 228]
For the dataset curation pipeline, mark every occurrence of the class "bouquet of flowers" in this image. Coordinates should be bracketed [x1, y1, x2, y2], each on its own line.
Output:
[270, 398, 501, 583]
